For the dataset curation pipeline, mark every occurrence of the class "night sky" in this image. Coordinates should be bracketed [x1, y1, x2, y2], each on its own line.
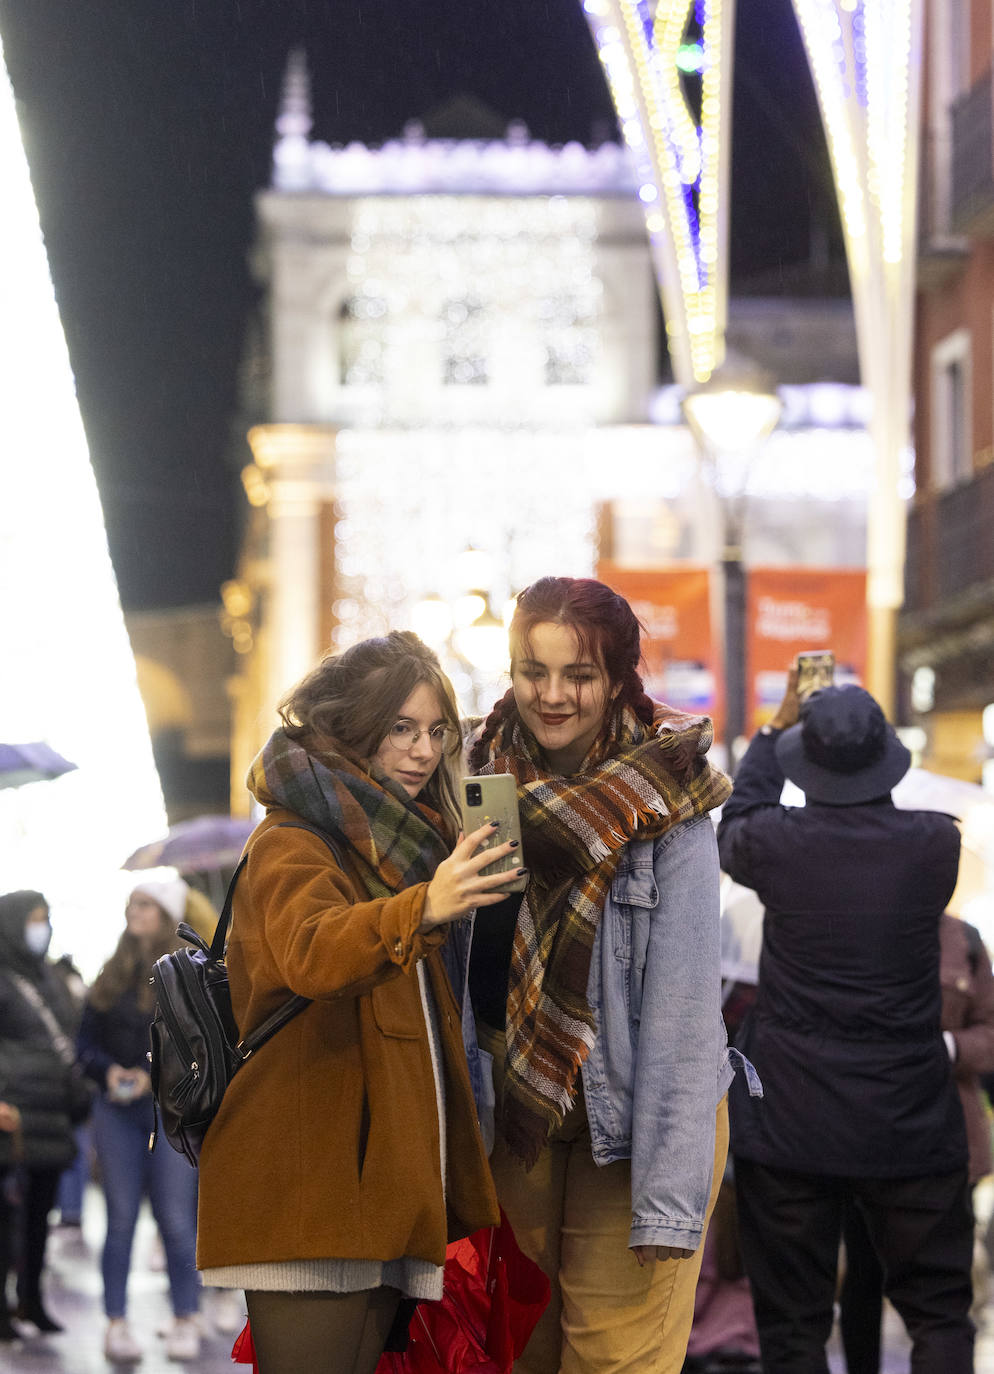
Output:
[0, 0, 838, 611]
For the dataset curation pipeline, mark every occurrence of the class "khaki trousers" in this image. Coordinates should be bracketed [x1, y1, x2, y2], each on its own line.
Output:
[484, 1030, 728, 1374]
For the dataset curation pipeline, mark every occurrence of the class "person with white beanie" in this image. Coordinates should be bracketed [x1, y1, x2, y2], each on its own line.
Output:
[77, 879, 201, 1363]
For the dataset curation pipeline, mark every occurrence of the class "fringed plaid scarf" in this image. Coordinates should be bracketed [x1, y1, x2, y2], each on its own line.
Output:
[247, 727, 450, 899]
[474, 703, 731, 1168]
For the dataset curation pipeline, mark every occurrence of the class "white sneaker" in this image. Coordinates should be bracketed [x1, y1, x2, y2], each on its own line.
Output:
[104, 1320, 142, 1364]
[210, 1289, 244, 1335]
[164, 1316, 201, 1362]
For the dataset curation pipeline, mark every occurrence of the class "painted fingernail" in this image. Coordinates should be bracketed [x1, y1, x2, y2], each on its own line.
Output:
[489, 820, 500, 828]
[508, 839, 520, 849]
[517, 868, 528, 876]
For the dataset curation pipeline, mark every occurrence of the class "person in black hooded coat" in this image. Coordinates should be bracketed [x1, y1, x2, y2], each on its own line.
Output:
[0, 890, 82, 1339]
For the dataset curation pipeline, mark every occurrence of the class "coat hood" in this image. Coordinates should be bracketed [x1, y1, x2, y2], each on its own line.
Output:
[0, 889, 50, 977]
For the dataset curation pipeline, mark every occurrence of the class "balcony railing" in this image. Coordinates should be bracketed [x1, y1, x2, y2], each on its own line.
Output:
[951, 69, 994, 235]
[905, 464, 994, 613]
[918, 127, 968, 289]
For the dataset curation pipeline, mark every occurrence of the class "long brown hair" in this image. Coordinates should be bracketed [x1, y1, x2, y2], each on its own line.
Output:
[278, 631, 462, 838]
[88, 904, 182, 1015]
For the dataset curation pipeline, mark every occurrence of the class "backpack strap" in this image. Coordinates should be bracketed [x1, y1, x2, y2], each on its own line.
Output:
[207, 855, 248, 963]
[209, 821, 347, 1063]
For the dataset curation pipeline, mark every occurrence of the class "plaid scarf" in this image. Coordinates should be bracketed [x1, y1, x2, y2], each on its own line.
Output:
[475, 703, 730, 1168]
[247, 727, 450, 899]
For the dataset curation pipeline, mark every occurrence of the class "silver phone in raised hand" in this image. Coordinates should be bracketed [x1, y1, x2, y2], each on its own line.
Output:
[460, 775, 527, 894]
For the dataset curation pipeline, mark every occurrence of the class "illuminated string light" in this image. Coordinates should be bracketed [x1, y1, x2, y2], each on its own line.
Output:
[337, 196, 604, 427]
[791, 0, 918, 270]
[676, 42, 706, 73]
[580, 0, 734, 385]
[0, 38, 168, 976]
[789, 0, 924, 638]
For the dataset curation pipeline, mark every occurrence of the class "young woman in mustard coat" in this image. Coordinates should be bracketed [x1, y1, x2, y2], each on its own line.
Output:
[197, 633, 507, 1374]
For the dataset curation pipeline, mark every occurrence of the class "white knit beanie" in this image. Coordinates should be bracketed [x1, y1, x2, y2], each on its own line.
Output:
[129, 877, 189, 925]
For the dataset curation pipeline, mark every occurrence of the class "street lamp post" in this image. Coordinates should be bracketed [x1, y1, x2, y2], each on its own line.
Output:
[682, 360, 782, 759]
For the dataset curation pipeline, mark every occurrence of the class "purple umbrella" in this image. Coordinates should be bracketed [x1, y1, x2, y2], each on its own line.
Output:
[122, 814, 255, 873]
[0, 741, 78, 790]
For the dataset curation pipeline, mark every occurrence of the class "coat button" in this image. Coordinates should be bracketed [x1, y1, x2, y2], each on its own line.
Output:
[394, 938, 404, 959]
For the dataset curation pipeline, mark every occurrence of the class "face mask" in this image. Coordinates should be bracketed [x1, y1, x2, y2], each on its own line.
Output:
[24, 922, 52, 958]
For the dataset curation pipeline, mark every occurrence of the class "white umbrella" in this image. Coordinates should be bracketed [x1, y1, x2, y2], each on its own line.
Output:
[891, 767, 990, 819]
[892, 770, 994, 943]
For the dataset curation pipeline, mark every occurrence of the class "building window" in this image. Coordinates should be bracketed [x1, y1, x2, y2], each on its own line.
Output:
[944, 0, 970, 102]
[925, 0, 970, 238]
[930, 328, 972, 489]
[441, 298, 488, 386]
[541, 293, 595, 386]
[339, 295, 386, 387]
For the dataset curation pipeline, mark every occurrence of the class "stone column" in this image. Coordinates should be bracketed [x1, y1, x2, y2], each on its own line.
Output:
[246, 423, 337, 724]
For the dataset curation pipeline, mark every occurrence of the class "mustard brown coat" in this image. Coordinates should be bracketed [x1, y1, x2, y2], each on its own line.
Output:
[196, 809, 498, 1270]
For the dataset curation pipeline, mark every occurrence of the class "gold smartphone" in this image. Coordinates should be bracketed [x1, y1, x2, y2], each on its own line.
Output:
[796, 650, 835, 702]
[460, 775, 527, 894]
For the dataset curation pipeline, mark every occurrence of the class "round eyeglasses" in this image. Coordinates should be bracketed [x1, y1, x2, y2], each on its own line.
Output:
[385, 721, 455, 753]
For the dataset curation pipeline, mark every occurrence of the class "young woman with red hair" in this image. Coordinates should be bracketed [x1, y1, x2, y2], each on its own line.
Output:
[467, 576, 745, 1374]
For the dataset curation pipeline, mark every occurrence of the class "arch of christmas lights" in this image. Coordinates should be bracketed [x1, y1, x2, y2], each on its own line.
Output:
[0, 37, 168, 976]
[580, 0, 735, 386]
[790, 0, 923, 696]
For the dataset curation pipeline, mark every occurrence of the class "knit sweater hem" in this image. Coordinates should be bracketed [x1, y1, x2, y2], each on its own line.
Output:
[199, 1256, 443, 1299]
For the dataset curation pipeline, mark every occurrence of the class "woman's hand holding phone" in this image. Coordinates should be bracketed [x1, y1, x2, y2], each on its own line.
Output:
[420, 823, 526, 931]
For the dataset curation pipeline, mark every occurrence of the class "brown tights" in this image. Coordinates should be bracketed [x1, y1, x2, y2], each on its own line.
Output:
[245, 1287, 402, 1374]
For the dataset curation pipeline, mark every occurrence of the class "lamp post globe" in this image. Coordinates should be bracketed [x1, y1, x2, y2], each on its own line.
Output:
[682, 357, 782, 763]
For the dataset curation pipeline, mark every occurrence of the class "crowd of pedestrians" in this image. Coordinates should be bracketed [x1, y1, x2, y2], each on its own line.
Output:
[0, 574, 990, 1374]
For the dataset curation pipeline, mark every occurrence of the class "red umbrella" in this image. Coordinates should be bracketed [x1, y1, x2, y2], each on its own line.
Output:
[383, 1211, 550, 1374]
[232, 1211, 550, 1374]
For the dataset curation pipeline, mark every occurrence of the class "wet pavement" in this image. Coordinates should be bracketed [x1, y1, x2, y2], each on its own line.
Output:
[6, 1182, 994, 1372]
[3, 1185, 242, 1373]
[827, 1300, 994, 1373]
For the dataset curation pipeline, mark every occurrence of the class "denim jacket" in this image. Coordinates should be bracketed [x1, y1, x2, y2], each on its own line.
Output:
[585, 813, 737, 1250]
[447, 812, 757, 1252]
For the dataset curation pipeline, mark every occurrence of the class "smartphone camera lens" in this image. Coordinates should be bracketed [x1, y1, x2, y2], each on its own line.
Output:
[465, 783, 483, 807]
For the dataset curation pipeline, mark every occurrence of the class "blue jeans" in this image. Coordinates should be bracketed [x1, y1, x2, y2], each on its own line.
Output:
[92, 1095, 200, 1319]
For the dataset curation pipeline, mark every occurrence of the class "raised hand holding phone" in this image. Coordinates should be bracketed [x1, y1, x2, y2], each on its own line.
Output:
[421, 816, 527, 932]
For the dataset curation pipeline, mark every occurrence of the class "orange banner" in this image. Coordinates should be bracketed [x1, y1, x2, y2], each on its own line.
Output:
[596, 563, 721, 733]
[746, 568, 866, 731]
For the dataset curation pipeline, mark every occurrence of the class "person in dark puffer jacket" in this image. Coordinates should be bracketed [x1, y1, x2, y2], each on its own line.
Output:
[0, 889, 81, 1340]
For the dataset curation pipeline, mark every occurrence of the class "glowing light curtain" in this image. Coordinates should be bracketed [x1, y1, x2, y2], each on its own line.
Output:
[0, 37, 168, 977]
[789, 0, 924, 706]
[579, 0, 736, 385]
